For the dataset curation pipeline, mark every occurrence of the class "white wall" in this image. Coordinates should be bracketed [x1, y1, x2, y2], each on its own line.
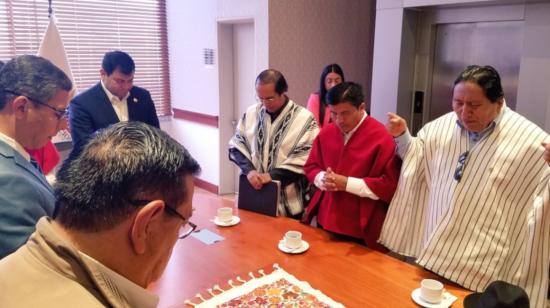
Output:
[166, 0, 269, 187]
[167, 0, 218, 116]
[160, 118, 219, 185]
[167, 0, 269, 116]
[370, 7, 406, 123]
[166, 0, 377, 190]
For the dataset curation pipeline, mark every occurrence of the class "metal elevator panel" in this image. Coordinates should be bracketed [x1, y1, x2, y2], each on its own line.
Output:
[429, 21, 523, 121]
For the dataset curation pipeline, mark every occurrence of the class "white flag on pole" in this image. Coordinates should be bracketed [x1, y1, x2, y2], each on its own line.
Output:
[38, 15, 75, 86]
[37, 14, 75, 143]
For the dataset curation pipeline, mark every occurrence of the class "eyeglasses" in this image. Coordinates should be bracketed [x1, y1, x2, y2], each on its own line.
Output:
[454, 151, 469, 182]
[3, 89, 68, 120]
[130, 199, 197, 239]
[256, 96, 277, 103]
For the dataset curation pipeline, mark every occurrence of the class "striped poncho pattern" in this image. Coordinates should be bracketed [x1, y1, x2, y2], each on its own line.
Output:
[229, 100, 318, 216]
[379, 107, 550, 308]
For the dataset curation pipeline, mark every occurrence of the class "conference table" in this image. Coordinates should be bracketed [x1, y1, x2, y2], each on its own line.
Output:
[149, 190, 471, 307]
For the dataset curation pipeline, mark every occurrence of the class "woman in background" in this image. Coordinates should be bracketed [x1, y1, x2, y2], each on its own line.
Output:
[306, 64, 345, 128]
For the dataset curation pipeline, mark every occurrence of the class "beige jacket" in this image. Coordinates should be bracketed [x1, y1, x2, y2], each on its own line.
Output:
[0, 217, 158, 308]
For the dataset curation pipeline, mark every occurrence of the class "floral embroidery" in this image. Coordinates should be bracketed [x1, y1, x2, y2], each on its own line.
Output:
[218, 278, 331, 308]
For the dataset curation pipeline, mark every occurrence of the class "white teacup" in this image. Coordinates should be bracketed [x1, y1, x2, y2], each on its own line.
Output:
[420, 279, 444, 304]
[216, 207, 233, 222]
[284, 231, 302, 249]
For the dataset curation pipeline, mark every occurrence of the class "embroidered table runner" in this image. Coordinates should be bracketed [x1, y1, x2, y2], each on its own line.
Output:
[185, 264, 344, 307]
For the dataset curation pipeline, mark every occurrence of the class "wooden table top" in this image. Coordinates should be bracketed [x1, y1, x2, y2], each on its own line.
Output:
[149, 189, 471, 307]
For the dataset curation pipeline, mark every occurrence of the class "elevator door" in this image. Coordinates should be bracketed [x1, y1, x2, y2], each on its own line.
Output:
[429, 21, 523, 122]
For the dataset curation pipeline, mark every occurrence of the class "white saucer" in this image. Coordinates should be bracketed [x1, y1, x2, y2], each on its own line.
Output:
[212, 216, 240, 227]
[278, 239, 309, 254]
[411, 288, 457, 308]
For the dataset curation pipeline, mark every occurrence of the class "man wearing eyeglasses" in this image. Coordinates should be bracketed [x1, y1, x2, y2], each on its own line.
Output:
[0, 55, 72, 259]
[68, 50, 160, 161]
[229, 69, 318, 217]
[0, 122, 200, 307]
[378, 65, 550, 308]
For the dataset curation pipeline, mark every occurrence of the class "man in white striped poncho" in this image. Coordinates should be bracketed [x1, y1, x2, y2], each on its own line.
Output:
[229, 69, 318, 217]
[379, 65, 549, 308]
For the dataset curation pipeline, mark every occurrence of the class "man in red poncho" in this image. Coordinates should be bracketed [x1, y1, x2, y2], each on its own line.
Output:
[303, 82, 400, 252]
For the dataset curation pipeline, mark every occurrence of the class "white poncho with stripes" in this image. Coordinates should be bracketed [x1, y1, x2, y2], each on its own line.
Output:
[379, 107, 549, 308]
[229, 100, 318, 216]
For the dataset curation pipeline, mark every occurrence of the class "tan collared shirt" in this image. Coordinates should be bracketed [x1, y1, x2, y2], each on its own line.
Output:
[100, 80, 129, 122]
[80, 252, 159, 308]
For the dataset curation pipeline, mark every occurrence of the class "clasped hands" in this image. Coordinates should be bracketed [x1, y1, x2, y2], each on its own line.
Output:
[321, 167, 347, 192]
[247, 170, 272, 190]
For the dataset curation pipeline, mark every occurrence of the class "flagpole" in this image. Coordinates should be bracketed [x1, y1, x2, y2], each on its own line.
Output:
[48, 0, 52, 18]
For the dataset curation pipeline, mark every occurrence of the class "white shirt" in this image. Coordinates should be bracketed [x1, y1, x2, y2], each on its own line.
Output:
[0, 131, 30, 162]
[101, 80, 129, 122]
[80, 252, 159, 308]
[314, 111, 379, 200]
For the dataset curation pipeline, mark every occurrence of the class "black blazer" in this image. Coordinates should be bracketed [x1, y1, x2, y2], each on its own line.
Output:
[68, 82, 160, 160]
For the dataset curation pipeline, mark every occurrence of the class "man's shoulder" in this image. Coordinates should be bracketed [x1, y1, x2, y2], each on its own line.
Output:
[499, 108, 549, 146]
[0, 146, 31, 178]
[0, 153, 19, 173]
[0, 139, 13, 157]
[317, 123, 340, 138]
[0, 157, 51, 196]
[0, 246, 107, 307]
[364, 115, 386, 129]
[503, 108, 546, 132]
[130, 85, 151, 97]
[289, 100, 315, 118]
[71, 83, 103, 105]
[244, 102, 263, 114]
[419, 111, 457, 135]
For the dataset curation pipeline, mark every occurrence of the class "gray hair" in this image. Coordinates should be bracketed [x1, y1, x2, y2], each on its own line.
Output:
[53, 121, 201, 232]
[0, 55, 72, 109]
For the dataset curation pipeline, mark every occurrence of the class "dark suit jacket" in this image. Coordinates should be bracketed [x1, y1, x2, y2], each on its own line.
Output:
[68, 82, 160, 160]
[0, 139, 55, 258]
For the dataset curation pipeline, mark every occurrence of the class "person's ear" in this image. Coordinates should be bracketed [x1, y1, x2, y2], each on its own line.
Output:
[99, 68, 107, 79]
[129, 200, 164, 255]
[497, 97, 505, 109]
[359, 102, 366, 112]
[12, 96, 29, 119]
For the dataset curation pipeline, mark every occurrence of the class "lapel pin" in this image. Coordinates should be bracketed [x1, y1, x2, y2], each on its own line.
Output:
[133, 97, 138, 103]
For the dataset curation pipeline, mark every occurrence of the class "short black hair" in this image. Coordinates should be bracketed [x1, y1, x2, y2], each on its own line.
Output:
[326, 81, 364, 108]
[0, 55, 72, 110]
[102, 50, 135, 75]
[54, 122, 201, 232]
[256, 69, 288, 94]
[454, 65, 504, 103]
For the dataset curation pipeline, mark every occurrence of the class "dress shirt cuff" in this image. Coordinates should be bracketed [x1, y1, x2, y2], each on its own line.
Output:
[345, 177, 380, 200]
[314, 171, 326, 190]
[394, 130, 412, 159]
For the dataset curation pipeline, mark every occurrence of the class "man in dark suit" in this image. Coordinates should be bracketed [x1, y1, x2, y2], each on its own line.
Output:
[68, 50, 160, 160]
[0, 55, 72, 258]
